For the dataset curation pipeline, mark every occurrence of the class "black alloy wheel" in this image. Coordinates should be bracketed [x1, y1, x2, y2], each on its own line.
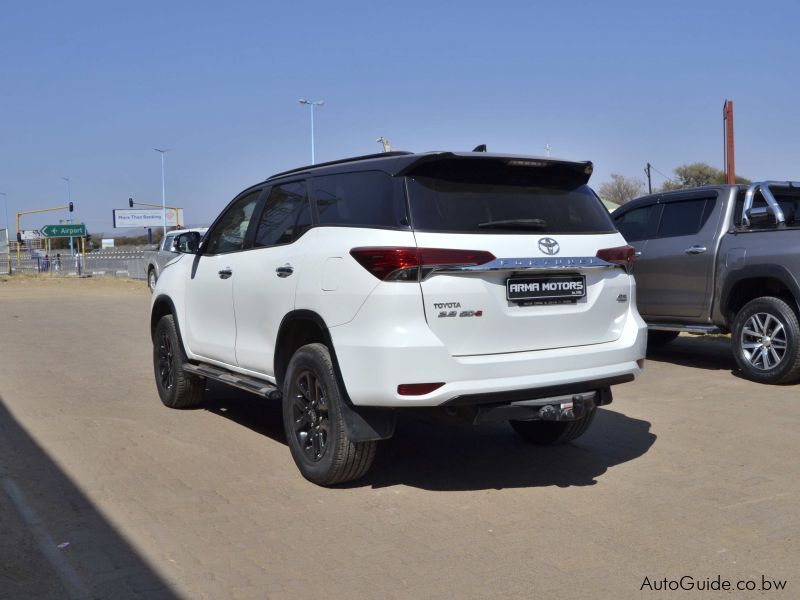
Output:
[282, 343, 377, 485]
[152, 315, 204, 408]
[289, 370, 330, 462]
[157, 329, 175, 392]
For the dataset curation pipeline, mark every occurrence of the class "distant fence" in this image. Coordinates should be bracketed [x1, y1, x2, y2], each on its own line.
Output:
[0, 250, 148, 280]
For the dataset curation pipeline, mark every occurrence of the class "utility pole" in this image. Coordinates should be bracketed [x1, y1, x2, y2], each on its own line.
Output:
[723, 100, 736, 184]
[645, 163, 652, 194]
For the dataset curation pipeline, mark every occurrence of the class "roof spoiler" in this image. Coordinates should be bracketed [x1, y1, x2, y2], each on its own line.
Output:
[394, 152, 594, 185]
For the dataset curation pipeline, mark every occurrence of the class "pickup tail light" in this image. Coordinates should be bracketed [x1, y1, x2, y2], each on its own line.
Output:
[350, 247, 495, 281]
[596, 245, 635, 272]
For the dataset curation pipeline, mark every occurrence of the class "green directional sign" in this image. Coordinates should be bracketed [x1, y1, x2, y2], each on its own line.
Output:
[41, 224, 87, 238]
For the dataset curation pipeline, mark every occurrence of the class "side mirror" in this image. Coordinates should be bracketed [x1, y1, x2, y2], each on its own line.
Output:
[744, 206, 774, 227]
[172, 231, 201, 254]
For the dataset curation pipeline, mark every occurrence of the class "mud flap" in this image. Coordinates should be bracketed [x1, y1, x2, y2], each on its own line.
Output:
[339, 402, 396, 442]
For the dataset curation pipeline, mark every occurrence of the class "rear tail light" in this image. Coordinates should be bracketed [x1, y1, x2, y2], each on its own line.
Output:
[397, 382, 445, 396]
[350, 247, 495, 281]
[596, 245, 635, 272]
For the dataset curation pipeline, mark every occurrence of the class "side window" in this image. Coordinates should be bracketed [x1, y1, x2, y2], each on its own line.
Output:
[656, 198, 715, 238]
[254, 181, 312, 247]
[312, 171, 406, 228]
[204, 190, 262, 255]
[614, 204, 659, 242]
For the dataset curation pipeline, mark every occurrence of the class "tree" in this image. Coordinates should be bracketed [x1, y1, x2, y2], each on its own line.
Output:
[598, 173, 646, 206]
[659, 162, 751, 192]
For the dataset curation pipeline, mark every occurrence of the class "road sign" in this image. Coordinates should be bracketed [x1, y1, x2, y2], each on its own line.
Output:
[20, 229, 46, 240]
[41, 224, 87, 237]
[113, 208, 184, 228]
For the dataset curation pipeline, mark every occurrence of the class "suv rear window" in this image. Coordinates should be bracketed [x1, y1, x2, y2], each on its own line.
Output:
[312, 171, 407, 229]
[406, 176, 614, 234]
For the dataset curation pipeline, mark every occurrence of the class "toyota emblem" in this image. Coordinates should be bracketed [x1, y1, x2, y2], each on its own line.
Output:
[538, 237, 560, 255]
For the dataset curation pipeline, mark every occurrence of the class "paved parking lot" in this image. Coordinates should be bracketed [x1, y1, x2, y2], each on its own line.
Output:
[1, 277, 797, 599]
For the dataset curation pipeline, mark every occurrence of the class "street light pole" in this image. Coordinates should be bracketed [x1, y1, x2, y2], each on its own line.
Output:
[298, 99, 324, 164]
[62, 177, 73, 256]
[154, 149, 169, 236]
[0, 193, 8, 274]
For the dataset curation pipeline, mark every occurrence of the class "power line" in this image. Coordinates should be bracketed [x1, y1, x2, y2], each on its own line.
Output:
[648, 164, 675, 183]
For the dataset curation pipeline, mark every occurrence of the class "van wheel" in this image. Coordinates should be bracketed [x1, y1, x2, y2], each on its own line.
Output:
[148, 269, 158, 292]
[510, 405, 597, 445]
[282, 343, 376, 486]
[153, 315, 205, 408]
[732, 296, 800, 384]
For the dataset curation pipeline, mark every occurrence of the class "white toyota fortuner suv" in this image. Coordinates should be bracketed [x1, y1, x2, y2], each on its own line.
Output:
[150, 150, 647, 485]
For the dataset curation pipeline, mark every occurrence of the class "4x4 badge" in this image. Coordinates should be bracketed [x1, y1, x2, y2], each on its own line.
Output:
[538, 237, 560, 255]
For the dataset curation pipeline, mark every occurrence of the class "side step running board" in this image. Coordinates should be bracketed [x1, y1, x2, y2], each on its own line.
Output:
[648, 324, 721, 334]
[183, 363, 282, 400]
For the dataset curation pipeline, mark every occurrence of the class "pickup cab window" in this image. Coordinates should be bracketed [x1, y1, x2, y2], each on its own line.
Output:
[615, 204, 660, 242]
[161, 234, 175, 251]
[656, 198, 715, 238]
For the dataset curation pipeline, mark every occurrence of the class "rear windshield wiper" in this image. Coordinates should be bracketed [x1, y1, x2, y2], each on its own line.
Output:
[477, 219, 547, 230]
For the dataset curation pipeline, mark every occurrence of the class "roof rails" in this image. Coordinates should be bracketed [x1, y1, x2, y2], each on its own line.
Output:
[267, 150, 414, 181]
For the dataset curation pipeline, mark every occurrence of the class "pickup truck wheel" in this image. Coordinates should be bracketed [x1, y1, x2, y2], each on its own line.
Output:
[153, 315, 205, 408]
[647, 330, 679, 348]
[148, 269, 157, 292]
[510, 405, 597, 445]
[282, 343, 377, 486]
[732, 296, 800, 384]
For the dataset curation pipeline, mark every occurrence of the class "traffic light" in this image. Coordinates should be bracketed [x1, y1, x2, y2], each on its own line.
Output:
[128, 197, 134, 208]
[16, 231, 22, 243]
[69, 201, 74, 212]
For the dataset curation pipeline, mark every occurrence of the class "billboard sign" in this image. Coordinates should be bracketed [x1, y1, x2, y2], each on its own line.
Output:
[20, 229, 46, 240]
[113, 208, 184, 228]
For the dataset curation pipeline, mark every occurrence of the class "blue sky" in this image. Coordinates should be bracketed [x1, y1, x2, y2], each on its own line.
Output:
[1, 0, 799, 234]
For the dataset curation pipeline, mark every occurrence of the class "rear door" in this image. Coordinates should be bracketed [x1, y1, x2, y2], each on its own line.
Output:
[234, 180, 313, 375]
[633, 192, 721, 318]
[406, 161, 632, 356]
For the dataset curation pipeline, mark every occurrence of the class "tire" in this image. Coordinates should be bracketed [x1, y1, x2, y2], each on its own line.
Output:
[510, 404, 597, 445]
[153, 315, 205, 408]
[731, 296, 800, 384]
[148, 269, 158, 293]
[647, 330, 679, 348]
[282, 343, 376, 486]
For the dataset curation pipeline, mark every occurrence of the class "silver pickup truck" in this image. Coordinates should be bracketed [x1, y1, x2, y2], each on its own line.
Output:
[144, 228, 207, 291]
[612, 181, 800, 384]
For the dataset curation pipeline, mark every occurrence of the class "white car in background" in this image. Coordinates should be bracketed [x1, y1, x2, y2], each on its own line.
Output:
[144, 227, 208, 291]
[150, 150, 647, 485]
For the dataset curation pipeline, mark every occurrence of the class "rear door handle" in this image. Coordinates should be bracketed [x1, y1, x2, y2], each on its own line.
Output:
[276, 264, 294, 278]
[218, 268, 233, 279]
[684, 246, 707, 255]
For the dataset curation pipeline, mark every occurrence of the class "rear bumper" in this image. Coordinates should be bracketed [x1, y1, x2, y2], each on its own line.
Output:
[329, 293, 647, 407]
